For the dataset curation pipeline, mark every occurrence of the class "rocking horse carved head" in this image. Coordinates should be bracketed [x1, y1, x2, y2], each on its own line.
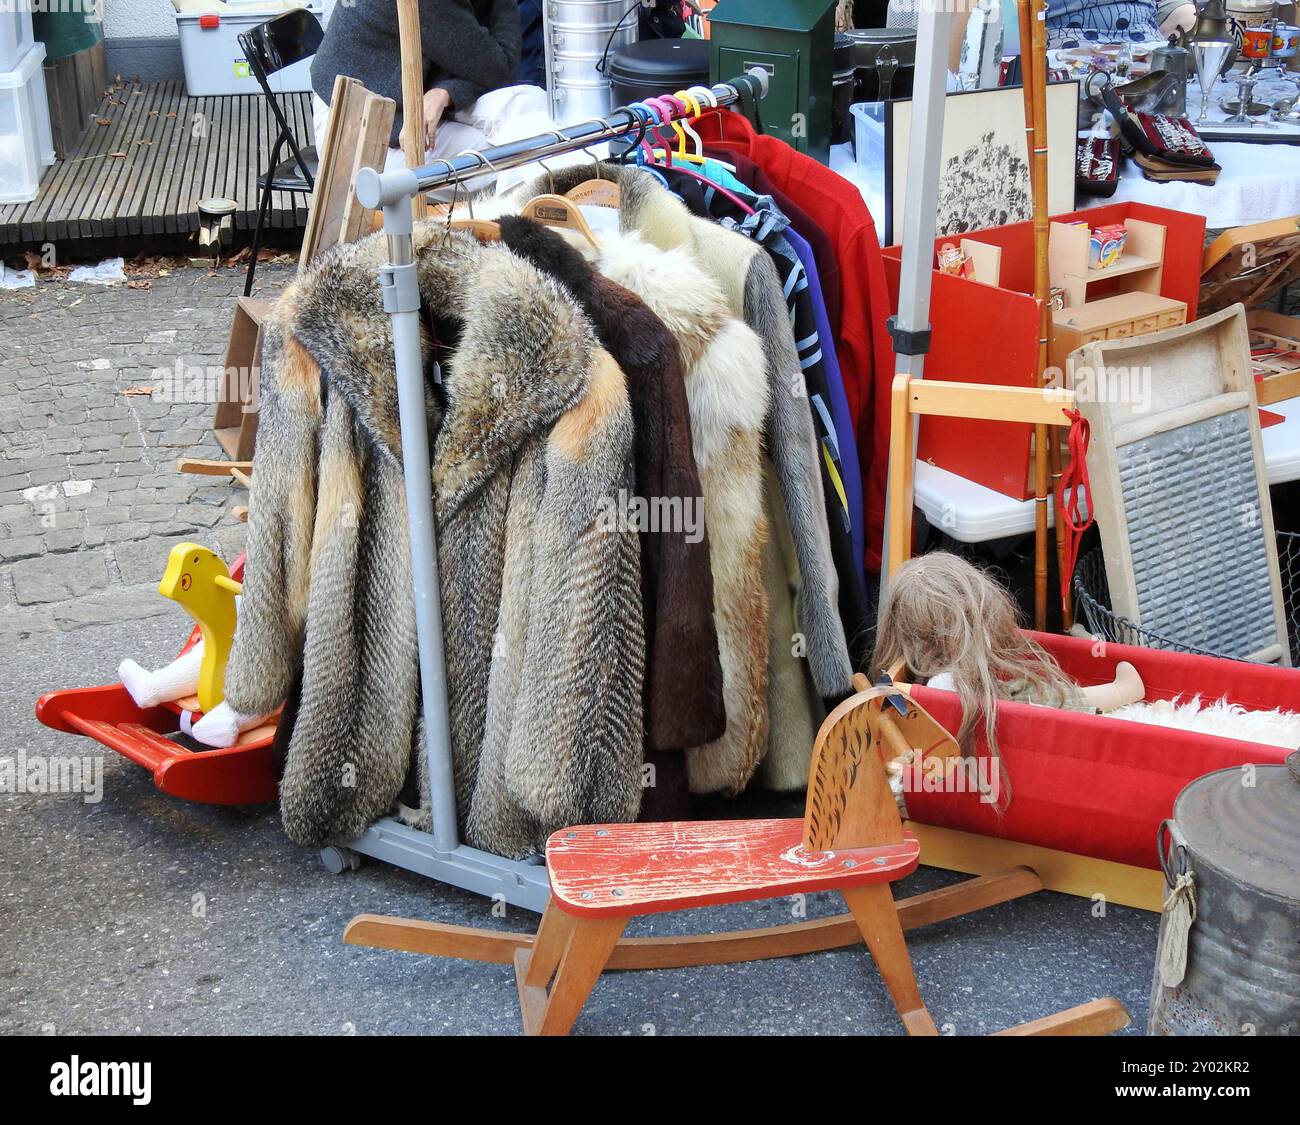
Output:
[802, 673, 960, 855]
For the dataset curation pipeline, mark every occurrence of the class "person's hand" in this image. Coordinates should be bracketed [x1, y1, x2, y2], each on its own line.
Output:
[422, 87, 453, 154]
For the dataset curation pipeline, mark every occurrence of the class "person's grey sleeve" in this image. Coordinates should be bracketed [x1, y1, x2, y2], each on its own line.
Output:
[427, 0, 523, 109]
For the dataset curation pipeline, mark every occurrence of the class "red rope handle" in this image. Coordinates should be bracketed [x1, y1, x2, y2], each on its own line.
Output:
[1057, 409, 1094, 603]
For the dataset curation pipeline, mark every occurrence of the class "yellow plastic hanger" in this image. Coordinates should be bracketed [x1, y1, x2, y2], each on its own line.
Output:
[674, 91, 707, 159]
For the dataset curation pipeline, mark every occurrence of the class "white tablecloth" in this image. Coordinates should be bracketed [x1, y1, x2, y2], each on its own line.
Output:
[1081, 140, 1300, 228]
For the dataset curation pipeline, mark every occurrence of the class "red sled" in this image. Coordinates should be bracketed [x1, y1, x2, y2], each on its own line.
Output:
[34, 556, 280, 806]
[904, 630, 1296, 908]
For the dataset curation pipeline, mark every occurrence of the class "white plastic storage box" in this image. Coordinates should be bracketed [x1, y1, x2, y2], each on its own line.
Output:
[849, 101, 885, 237]
[0, 42, 54, 205]
[173, 1, 322, 97]
[0, 5, 34, 72]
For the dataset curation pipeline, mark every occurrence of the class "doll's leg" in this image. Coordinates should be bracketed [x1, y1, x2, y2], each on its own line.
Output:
[1077, 661, 1145, 712]
[119, 642, 204, 709]
[190, 701, 270, 748]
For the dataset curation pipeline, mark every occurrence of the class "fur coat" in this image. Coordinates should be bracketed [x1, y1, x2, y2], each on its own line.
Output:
[226, 225, 644, 855]
[495, 215, 726, 755]
[586, 228, 773, 795]
[496, 216, 725, 819]
[507, 165, 854, 703]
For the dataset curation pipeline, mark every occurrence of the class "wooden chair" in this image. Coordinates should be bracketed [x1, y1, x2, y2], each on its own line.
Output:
[346, 674, 1129, 1037]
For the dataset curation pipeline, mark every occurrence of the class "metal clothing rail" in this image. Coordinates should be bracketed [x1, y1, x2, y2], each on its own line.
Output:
[328, 70, 771, 911]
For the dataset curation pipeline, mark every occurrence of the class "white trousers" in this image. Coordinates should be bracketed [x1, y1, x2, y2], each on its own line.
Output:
[312, 84, 567, 199]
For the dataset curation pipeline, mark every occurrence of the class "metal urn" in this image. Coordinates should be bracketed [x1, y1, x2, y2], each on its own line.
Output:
[1149, 752, 1300, 1035]
[1185, 0, 1240, 119]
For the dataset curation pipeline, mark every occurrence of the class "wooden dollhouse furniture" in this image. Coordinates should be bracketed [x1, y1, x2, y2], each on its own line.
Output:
[880, 201, 1204, 500]
[1046, 216, 1188, 373]
[344, 672, 1131, 1036]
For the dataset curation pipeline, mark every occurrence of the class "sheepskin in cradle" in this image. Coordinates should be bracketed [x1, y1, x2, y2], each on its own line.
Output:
[1107, 695, 1300, 749]
[225, 225, 644, 854]
[592, 228, 774, 795]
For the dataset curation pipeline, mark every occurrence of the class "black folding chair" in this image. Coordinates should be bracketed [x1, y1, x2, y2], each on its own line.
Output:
[238, 8, 323, 296]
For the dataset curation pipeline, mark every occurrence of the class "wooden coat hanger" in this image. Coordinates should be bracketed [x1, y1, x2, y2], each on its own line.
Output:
[518, 194, 602, 249]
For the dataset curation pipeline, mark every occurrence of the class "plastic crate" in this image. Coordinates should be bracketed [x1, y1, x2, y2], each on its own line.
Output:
[0, 43, 53, 205]
[849, 101, 885, 238]
[173, 2, 321, 97]
[0, 6, 34, 72]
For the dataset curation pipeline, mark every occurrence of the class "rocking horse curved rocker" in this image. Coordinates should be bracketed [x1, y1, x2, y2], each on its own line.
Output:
[345, 674, 1131, 1037]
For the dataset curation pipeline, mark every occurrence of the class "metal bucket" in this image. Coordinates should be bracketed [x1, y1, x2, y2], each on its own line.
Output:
[543, 0, 637, 123]
[1149, 752, 1300, 1035]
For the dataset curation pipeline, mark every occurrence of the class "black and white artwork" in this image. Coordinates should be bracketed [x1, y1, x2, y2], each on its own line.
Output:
[885, 81, 1078, 245]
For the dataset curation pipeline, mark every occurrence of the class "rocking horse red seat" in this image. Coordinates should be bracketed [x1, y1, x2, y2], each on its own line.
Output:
[546, 820, 921, 918]
[34, 556, 280, 806]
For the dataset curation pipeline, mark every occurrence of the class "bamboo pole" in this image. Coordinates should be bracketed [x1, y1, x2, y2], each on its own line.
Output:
[1017, 0, 1054, 630]
[396, 0, 428, 220]
[1028, 5, 1073, 628]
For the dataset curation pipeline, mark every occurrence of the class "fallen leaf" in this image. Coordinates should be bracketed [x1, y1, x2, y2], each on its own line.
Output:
[126, 279, 152, 290]
[109, 152, 126, 159]
[165, 112, 177, 119]
[108, 98, 123, 107]
[94, 117, 111, 126]
[133, 139, 153, 147]
[121, 385, 156, 396]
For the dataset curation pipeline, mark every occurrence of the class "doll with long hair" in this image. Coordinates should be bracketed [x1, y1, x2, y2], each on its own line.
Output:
[872, 553, 1144, 807]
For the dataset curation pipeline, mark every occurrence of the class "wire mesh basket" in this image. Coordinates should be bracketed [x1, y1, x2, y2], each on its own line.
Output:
[1073, 533, 1300, 664]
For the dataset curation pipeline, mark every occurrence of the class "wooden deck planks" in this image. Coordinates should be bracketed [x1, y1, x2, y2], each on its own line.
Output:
[0, 81, 313, 248]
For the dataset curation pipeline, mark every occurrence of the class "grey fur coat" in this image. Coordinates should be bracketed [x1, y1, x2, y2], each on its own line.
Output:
[225, 225, 644, 855]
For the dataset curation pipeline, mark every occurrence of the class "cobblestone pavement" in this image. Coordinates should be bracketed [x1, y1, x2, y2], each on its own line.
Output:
[1, 263, 293, 634]
[0, 260, 1161, 1035]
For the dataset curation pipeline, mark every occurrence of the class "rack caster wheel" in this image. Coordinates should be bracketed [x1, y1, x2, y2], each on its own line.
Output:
[320, 846, 361, 874]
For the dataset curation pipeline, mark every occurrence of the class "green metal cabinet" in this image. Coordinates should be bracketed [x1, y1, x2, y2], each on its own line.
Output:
[707, 0, 836, 162]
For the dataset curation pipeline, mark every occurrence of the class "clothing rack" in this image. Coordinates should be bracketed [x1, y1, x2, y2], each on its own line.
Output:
[330, 70, 771, 910]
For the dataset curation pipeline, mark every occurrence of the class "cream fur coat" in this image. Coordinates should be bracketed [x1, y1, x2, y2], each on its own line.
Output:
[593, 230, 774, 795]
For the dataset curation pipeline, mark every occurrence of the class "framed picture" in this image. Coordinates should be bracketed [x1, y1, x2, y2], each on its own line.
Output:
[884, 81, 1079, 245]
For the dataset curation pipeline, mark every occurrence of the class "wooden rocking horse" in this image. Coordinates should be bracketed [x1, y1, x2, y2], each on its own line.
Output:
[346, 673, 1130, 1036]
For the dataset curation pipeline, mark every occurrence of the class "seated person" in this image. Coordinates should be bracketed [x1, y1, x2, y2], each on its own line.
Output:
[310, 0, 554, 193]
[1047, 0, 1197, 48]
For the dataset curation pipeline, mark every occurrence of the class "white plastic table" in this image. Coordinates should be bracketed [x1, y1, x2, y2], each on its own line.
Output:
[912, 398, 1300, 543]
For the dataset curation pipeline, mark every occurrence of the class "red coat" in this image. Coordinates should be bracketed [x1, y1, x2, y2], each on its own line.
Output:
[693, 110, 896, 573]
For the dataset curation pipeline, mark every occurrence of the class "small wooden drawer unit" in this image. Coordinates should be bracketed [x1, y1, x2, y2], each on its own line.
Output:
[1051, 292, 1187, 374]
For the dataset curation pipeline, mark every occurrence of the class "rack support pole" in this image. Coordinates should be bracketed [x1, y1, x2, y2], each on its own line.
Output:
[877, 11, 953, 602]
[373, 190, 460, 852]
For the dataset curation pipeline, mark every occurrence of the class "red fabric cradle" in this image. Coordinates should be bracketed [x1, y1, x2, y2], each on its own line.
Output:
[903, 632, 1297, 870]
